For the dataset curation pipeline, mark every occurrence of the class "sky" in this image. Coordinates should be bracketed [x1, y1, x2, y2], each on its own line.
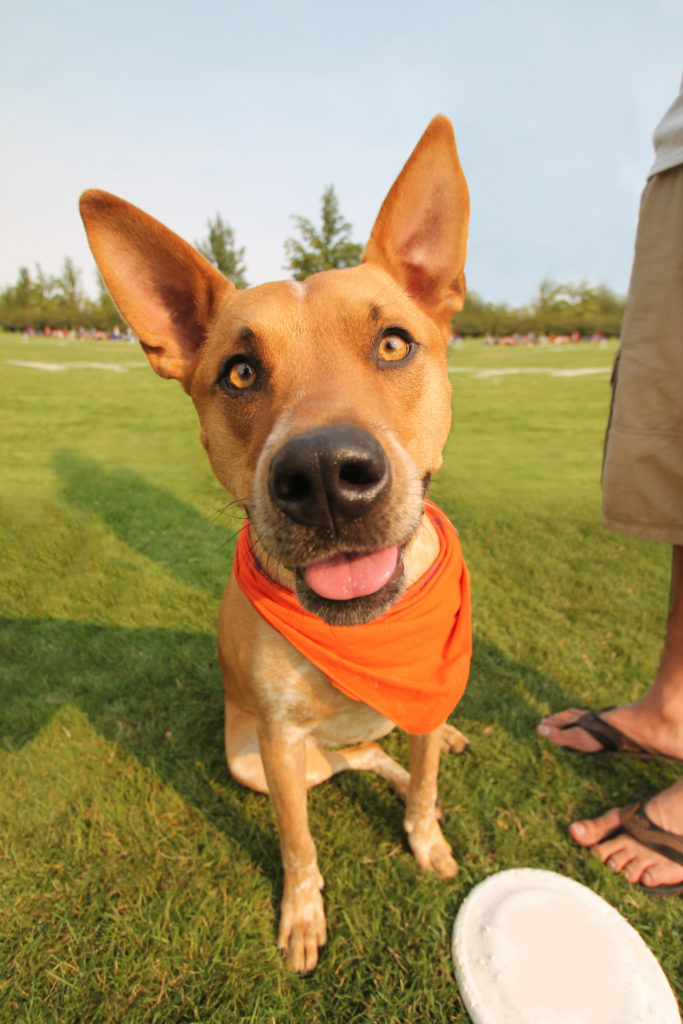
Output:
[1, 0, 681, 308]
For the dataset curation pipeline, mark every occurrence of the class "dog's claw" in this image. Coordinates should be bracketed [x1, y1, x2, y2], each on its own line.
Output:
[441, 723, 470, 754]
[277, 878, 327, 975]
[405, 815, 458, 877]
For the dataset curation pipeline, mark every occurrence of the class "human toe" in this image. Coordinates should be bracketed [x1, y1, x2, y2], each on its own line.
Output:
[537, 708, 604, 753]
[539, 708, 586, 730]
[569, 807, 622, 847]
[637, 853, 683, 890]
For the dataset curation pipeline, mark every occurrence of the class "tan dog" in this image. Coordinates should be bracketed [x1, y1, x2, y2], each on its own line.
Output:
[80, 115, 470, 975]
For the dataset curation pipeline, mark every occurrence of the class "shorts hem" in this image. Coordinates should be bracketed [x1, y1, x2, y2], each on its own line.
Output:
[601, 512, 683, 545]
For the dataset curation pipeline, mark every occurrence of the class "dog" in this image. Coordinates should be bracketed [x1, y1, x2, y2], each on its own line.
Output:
[79, 115, 472, 975]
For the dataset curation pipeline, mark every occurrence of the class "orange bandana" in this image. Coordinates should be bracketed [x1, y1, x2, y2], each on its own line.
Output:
[233, 501, 471, 735]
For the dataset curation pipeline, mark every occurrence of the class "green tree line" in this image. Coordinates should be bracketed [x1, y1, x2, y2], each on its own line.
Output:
[1, 188, 626, 337]
[0, 260, 122, 333]
[452, 279, 626, 338]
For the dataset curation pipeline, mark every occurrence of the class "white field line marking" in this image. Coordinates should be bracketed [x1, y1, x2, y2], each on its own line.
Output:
[449, 366, 610, 379]
[6, 360, 609, 379]
[5, 360, 147, 373]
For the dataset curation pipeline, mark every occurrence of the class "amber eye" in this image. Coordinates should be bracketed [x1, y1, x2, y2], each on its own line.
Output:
[217, 357, 260, 394]
[228, 361, 257, 389]
[378, 334, 412, 363]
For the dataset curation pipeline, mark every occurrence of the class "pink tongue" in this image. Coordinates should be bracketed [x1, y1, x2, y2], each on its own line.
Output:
[304, 546, 399, 601]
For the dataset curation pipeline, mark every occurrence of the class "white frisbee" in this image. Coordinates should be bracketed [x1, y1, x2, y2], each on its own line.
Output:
[452, 868, 680, 1024]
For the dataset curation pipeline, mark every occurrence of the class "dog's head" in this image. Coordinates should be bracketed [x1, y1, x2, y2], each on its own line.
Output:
[80, 116, 469, 625]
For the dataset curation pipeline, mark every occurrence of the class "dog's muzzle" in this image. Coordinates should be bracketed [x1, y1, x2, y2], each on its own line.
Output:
[268, 424, 391, 533]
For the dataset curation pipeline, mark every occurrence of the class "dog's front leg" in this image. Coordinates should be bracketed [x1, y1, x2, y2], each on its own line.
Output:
[404, 730, 458, 878]
[258, 725, 326, 975]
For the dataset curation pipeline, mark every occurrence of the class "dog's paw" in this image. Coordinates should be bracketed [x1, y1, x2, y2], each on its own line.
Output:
[278, 873, 327, 975]
[441, 723, 469, 754]
[404, 817, 459, 878]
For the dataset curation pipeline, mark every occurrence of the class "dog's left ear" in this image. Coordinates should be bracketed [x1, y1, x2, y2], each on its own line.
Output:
[364, 115, 469, 335]
[79, 190, 234, 391]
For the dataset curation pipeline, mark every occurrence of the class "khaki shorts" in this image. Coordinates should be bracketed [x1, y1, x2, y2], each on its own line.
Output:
[602, 163, 683, 544]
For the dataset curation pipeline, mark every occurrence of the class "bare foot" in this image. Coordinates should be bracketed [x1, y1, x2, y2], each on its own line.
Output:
[537, 703, 683, 762]
[569, 779, 683, 891]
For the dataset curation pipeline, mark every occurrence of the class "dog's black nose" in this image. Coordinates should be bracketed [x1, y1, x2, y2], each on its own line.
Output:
[268, 424, 391, 530]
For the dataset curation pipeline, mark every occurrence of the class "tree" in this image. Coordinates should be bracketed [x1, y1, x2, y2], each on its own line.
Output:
[56, 257, 83, 307]
[0, 266, 40, 330]
[50, 257, 84, 329]
[531, 278, 626, 336]
[79, 273, 122, 331]
[284, 185, 363, 280]
[195, 214, 248, 288]
[0, 261, 121, 332]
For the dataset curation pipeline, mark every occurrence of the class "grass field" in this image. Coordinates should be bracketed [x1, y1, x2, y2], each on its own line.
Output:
[1, 330, 681, 1022]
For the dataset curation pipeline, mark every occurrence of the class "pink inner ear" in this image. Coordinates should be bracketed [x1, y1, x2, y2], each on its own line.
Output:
[362, 117, 469, 325]
[397, 213, 462, 307]
[402, 260, 440, 306]
[80, 188, 235, 386]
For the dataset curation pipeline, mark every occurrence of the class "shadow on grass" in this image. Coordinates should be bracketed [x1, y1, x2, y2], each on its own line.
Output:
[1, 611, 584, 818]
[465, 634, 563, 736]
[0, 614, 284, 884]
[53, 448, 243, 600]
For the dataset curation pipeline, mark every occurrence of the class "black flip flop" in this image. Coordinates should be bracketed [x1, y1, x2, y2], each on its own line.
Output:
[558, 707, 681, 763]
[618, 801, 683, 897]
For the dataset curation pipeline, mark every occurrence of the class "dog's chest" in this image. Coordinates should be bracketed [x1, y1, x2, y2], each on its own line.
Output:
[243, 613, 395, 744]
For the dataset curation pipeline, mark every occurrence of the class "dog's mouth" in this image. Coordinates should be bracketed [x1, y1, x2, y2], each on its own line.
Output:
[303, 545, 401, 601]
[294, 544, 406, 626]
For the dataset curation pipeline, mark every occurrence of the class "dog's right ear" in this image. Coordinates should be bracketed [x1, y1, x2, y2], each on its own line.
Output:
[363, 116, 469, 338]
[79, 190, 234, 390]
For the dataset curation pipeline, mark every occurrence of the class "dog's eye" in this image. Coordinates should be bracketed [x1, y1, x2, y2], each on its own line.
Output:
[229, 361, 258, 389]
[377, 334, 412, 363]
[218, 357, 260, 393]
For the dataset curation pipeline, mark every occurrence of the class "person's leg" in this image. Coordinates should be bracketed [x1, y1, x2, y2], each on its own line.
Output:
[537, 164, 683, 887]
[538, 545, 683, 760]
[539, 166, 683, 759]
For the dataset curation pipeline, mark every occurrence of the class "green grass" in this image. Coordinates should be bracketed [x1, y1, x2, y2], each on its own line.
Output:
[1, 331, 681, 1021]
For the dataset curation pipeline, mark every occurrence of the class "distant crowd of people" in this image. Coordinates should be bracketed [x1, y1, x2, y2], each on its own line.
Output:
[21, 325, 136, 343]
[448, 330, 609, 347]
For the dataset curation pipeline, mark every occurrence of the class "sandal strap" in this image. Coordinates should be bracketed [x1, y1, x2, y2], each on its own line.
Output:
[565, 708, 662, 758]
[620, 801, 683, 866]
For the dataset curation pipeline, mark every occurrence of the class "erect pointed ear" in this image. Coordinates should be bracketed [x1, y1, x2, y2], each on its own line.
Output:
[363, 115, 470, 335]
[79, 190, 234, 390]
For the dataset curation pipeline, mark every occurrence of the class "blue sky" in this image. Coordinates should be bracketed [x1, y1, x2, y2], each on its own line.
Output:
[1, 0, 681, 306]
